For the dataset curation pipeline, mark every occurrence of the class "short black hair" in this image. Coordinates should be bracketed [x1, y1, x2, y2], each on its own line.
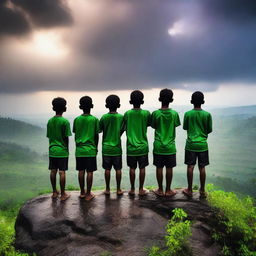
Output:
[159, 88, 173, 104]
[191, 91, 204, 105]
[79, 96, 93, 110]
[130, 90, 144, 105]
[52, 97, 67, 112]
[106, 95, 120, 109]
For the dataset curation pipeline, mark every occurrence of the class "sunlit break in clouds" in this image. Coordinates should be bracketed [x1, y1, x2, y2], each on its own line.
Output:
[23, 31, 69, 58]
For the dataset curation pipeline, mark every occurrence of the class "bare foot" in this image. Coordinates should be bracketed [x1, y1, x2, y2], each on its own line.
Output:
[153, 189, 164, 197]
[51, 190, 59, 199]
[128, 189, 135, 196]
[85, 193, 95, 201]
[139, 188, 148, 196]
[117, 189, 124, 196]
[165, 190, 177, 197]
[199, 190, 207, 198]
[104, 189, 110, 195]
[79, 194, 86, 199]
[182, 188, 193, 197]
[60, 193, 70, 201]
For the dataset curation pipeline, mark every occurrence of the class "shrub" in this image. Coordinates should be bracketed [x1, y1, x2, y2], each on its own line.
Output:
[207, 184, 256, 256]
[0, 212, 31, 256]
[148, 208, 192, 256]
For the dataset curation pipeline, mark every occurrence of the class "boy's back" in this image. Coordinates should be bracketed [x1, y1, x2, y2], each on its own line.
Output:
[73, 114, 99, 157]
[100, 113, 123, 156]
[47, 116, 71, 157]
[123, 109, 151, 156]
[183, 109, 212, 152]
[151, 109, 180, 155]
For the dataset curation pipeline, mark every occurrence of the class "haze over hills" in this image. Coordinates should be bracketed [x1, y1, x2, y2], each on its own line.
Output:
[0, 104, 255, 209]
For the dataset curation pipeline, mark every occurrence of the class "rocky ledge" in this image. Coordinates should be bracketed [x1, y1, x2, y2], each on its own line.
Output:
[15, 190, 220, 256]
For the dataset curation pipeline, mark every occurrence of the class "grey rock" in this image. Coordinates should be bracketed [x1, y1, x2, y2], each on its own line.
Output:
[15, 190, 220, 256]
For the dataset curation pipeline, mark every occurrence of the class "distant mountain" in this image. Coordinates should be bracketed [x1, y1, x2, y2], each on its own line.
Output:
[0, 117, 47, 154]
[0, 141, 39, 163]
[0, 117, 43, 137]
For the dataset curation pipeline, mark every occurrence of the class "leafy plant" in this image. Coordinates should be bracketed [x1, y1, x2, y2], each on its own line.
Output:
[207, 184, 256, 256]
[148, 208, 192, 256]
[0, 212, 32, 256]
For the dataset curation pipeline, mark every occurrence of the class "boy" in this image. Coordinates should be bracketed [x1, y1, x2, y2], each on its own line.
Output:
[151, 89, 180, 197]
[73, 96, 99, 201]
[123, 90, 151, 196]
[183, 91, 212, 198]
[99, 95, 123, 196]
[47, 97, 71, 201]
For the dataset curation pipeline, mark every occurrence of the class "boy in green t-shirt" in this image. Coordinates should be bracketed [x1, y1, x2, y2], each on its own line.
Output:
[73, 96, 100, 201]
[47, 97, 72, 201]
[123, 90, 151, 196]
[151, 89, 180, 197]
[99, 95, 124, 196]
[183, 91, 212, 198]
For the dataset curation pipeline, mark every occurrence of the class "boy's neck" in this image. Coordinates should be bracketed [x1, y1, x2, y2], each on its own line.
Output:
[193, 105, 202, 110]
[161, 103, 169, 109]
[109, 110, 117, 114]
[132, 105, 141, 110]
[82, 110, 91, 115]
[55, 112, 63, 116]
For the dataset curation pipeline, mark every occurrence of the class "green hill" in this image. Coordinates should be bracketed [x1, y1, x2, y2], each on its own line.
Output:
[0, 141, 39, 163]
[0, 117, 47, 154]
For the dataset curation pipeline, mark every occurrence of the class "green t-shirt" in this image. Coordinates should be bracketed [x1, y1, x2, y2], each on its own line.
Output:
[151, 109, 181, 155]
[47, 116, 71, 157]
[123, 109, 151, 156]
[99, 113, 123, 156]
[183, 109, 212, 152]
[73, 114, 100, 157]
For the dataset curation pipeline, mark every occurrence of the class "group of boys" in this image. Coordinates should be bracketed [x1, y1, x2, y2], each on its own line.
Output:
[47, 89, 212, 201]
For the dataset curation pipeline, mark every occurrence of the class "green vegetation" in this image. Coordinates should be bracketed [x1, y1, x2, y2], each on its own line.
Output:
[0, 110, 255, 255]
[207, 184, 256, 256]
[0, 211, 30, 256]
[148, 208, 192, 256]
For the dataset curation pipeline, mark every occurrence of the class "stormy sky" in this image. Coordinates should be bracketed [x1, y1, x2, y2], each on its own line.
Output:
[0, 0, 256, 113]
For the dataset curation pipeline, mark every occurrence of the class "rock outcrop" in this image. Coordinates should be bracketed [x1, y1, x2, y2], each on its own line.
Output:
[15, 190, 220, 256]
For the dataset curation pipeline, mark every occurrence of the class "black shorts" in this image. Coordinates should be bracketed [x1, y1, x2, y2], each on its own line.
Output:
[127, 154, 149, 169]
[49, 157, 68, 171]
[76, 157, 97, 172]
[153, 154, 176, 168]
[185, 150, 209, 167]
[103, 155, 122, 170]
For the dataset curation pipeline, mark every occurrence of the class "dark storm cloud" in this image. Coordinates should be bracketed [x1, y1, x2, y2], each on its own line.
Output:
[11, 0, 73, 28]
[73, 0, 256, 91]
[0, 0, 72, 37]
[0, 2, 30, 36]
[1, 0, 256, 93]
[201, 0, 256, 22]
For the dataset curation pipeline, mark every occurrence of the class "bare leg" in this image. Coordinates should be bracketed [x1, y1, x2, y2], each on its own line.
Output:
[183, 165, 194, 197]
[104, 170, 111, 195]
[85, 171, 95, 201]
[116, 170, 123, 195]
[139, 168, 148, 195]
[165, 167, 173, 192]
[78, 170, 86, 197]
[129, 168, 136, 195]
[59, 170, 70, 201]
[187, 165, 194, 192]
[50, 169, 58, 198]
[153, 168, 164, 196]
[165, 168, 176, 196]
[199, 166, 206, 193]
